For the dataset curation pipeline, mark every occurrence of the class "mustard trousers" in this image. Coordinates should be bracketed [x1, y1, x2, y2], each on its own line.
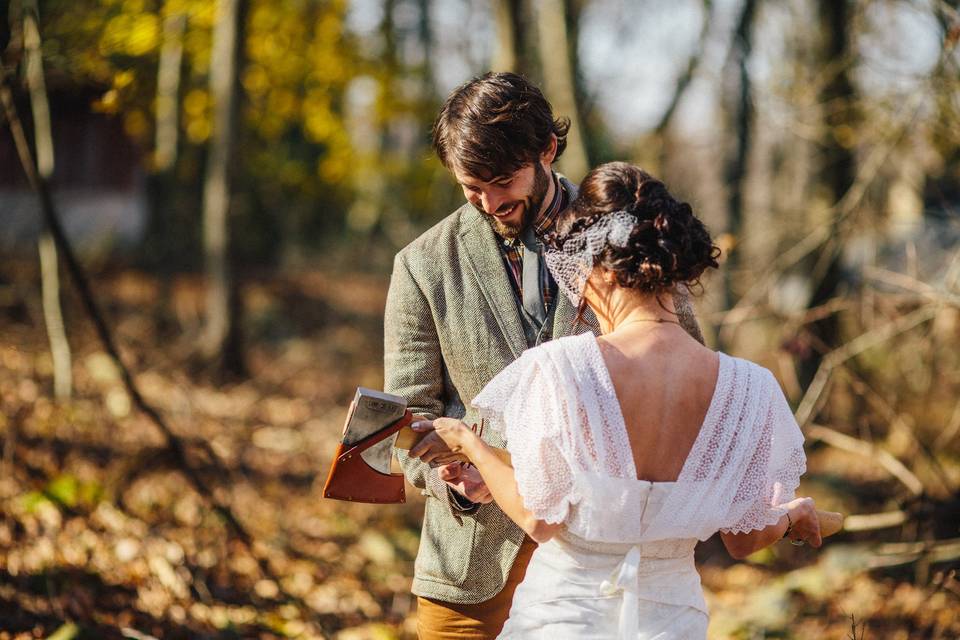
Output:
[416, 536, 537, 640]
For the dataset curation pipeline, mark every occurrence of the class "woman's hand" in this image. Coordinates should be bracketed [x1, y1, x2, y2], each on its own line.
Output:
[781, 497, 822, 548]
[411, 418, 481, 461]
[721, 495, 824, 559]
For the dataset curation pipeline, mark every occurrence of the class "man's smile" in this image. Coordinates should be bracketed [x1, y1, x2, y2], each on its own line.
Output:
[492, 201, 523, 219]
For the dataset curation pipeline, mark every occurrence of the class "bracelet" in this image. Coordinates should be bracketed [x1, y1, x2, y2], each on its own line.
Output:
[783, 511, 794, 539]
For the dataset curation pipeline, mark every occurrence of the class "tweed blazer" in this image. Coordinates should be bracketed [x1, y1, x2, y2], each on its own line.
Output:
[383, 178, 704, 604]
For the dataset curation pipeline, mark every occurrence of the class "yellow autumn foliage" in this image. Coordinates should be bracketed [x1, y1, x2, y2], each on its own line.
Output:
[34, 0, 449, 234]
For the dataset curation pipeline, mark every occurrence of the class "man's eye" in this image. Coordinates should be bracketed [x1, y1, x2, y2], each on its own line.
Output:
[495, 179, 513, 187]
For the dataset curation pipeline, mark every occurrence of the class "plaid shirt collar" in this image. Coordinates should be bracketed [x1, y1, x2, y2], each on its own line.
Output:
[496, 171, 567, 319]
[501, 171, 567, 246]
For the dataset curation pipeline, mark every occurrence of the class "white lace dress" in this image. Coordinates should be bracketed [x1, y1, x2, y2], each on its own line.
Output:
[471, 332, 806, 640]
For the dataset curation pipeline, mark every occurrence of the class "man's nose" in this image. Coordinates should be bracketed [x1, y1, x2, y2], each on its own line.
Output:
[481, 191, 504, 214]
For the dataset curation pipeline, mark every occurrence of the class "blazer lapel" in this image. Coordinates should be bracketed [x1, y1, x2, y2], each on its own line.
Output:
[552, 292, 578, 338]
[552, 292, 600, 337]
[458, 207, 528, 360]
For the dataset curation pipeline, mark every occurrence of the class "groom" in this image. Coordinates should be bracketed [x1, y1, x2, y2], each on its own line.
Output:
[384, 72, 704, 638]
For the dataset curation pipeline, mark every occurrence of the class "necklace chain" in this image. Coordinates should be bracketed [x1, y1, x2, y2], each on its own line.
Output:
[618, 317, 680, 328]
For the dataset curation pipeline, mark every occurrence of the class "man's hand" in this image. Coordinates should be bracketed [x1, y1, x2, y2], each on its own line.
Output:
[438, 462, 493, 504]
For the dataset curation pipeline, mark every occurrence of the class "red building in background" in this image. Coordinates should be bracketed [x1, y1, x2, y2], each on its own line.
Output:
[0, 86, 147, 254]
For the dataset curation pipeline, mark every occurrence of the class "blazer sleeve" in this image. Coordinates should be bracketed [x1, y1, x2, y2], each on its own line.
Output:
[384, 251, 478, 511]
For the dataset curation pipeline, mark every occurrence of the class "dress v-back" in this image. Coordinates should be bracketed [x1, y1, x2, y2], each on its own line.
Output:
[471, 332, 807, 639]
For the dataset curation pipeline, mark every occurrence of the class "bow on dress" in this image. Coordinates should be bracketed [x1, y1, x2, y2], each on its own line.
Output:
[600, 545, 644, 640]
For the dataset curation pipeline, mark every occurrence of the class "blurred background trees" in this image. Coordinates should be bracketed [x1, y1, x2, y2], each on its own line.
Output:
[5, 0, 955, 278]
[4, 0, 950, 410]
[1, 0, 959, 638]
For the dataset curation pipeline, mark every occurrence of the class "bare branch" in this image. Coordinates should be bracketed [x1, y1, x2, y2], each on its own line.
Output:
[936, 399, 960, 449]
[719, 225, 831, 328]
[869, 538, 960, 569]
[795, 304, 939, 426]
[807, 424, 925, 497]
[718, 91, 925, 332]
[863, 266, 960, 308]
[843, 510, 908, 532]
[840, 368, 957, 495]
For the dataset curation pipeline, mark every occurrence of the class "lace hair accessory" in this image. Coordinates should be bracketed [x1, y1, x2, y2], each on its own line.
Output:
[544, 210, 637, 306]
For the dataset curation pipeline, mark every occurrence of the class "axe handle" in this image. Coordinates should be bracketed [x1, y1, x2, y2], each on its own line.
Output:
[818, 510, 844, 537]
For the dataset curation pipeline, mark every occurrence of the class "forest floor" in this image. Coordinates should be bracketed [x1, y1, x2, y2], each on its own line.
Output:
[0, 258, 957, 639]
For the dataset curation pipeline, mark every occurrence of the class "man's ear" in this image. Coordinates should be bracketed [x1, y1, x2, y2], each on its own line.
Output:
[540, 134, 558, 166]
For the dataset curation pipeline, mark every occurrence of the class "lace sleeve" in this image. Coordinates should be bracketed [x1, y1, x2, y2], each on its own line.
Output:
[472, 354, 578, 525]
[719, 372, 806, 535]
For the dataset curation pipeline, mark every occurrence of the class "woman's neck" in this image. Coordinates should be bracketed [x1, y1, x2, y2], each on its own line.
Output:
[591, 290, 677, 335]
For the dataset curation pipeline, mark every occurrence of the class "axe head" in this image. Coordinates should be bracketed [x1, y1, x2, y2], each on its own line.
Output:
[323, 390, 412, 504]
[323, 442, 407, 504]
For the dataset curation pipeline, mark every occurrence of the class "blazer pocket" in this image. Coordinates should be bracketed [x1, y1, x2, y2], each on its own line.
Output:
[414, 495, 478, 586]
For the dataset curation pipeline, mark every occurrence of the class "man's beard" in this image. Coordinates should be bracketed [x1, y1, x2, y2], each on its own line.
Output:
[476, 164, 552, 240]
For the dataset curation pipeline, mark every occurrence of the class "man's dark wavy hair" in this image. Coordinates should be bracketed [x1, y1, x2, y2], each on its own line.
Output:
[432, 72, 569, 182]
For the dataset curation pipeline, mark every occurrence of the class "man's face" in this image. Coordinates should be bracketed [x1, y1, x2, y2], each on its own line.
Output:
[455, 160, 552, 239]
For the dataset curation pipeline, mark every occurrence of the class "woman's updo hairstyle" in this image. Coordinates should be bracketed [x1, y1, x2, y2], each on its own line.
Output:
[549, 162, 720, 294]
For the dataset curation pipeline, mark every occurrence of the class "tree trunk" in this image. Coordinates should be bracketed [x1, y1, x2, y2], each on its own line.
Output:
[655, 0, 714, 176]
[200, 0, 246, 376]
[536, 0, 589, 181]
[797, 0, 858, 388]
[347, 0, 395, 236]
[926, 0, 960, 213]
[417, 0, 435, 95]
[492, 0, 533, 76]
[719, 0, 758, 322]
[155, 9, 185, 172]
[23, 0, 72, 399]
[655, 0, 713, 137]
[143, 6, 186, 269]
[0, 4, 10, 56]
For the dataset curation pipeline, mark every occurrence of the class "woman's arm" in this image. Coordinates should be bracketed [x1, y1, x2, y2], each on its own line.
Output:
[720, 497, 822, 560]
[468, 436, 564, 543]
[414, 419, 565, 543]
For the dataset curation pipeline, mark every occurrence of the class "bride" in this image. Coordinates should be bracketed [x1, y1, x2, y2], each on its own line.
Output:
[413, 162, 822, 639]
